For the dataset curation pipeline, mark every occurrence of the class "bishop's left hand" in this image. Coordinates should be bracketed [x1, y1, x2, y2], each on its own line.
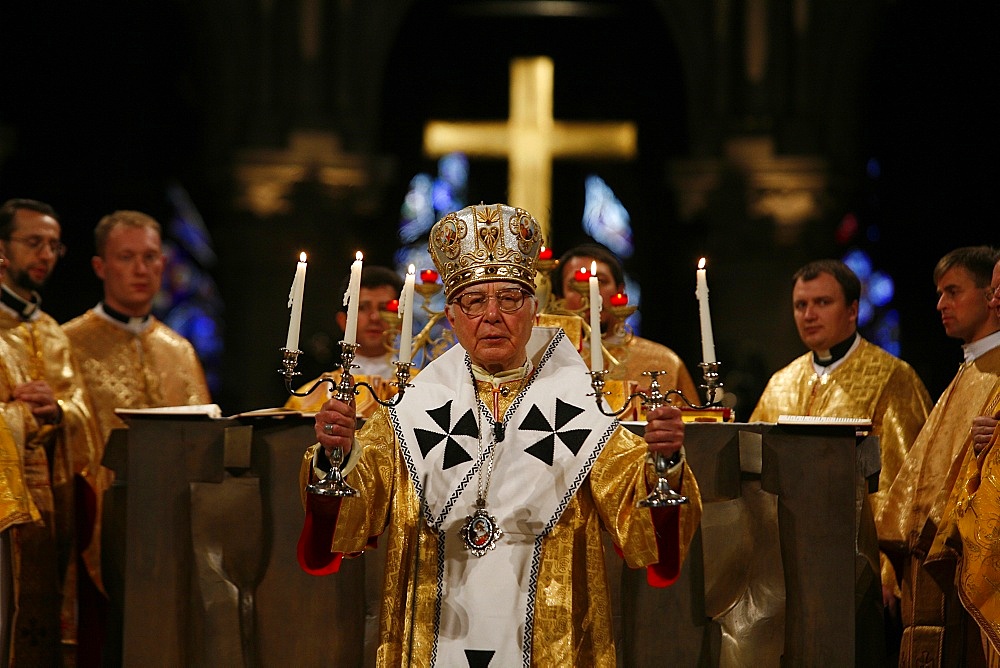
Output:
[644, 404, 684, 459]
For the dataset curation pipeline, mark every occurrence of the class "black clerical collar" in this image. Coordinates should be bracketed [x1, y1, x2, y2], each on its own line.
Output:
[0, 284, 41, 321]
[100, 302, 151, 327]
[812, 332, 858, 368]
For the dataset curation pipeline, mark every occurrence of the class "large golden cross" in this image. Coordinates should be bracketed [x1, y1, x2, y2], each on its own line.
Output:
[423, 56, 637, 242]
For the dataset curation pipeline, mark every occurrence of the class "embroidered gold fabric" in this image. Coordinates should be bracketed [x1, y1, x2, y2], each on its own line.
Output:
[63, 310, 211, 440]
[876, 345, 1000, 666]
[0, 308, 102, 657]
[0, 404, 39, 532]
[300, 403, 701, 667]
[927, 387, 1000, 658]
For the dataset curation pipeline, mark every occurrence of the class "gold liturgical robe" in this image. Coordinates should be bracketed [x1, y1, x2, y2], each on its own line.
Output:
[298, 330, 701, 666]
[0, 413, 39, 533]
[0, 307, 102, 663]
[300, 413, 700, 667]
[63, 309, 211, 440]
[926, 387, 1000, 665]
[877, 344, 1000, 666]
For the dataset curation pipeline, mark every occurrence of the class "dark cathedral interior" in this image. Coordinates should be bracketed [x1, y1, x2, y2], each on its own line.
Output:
[2, 2, 999, 666]
[0, 1, 995, 413]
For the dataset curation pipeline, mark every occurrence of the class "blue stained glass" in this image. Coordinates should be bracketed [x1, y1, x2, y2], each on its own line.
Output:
[582, 175, 633, 259]
[868, 271, 895, 307]
[843, 249, 873, 282]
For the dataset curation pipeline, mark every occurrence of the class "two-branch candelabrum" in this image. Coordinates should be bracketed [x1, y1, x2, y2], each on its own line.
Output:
[280, 342, 414, 497]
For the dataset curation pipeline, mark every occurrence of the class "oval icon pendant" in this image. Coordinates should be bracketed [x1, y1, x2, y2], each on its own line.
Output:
[459, 505, 503, 557]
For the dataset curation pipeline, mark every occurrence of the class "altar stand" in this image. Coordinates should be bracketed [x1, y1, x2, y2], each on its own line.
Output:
[622, 420, 882, 667]
[102, 410, 365, 667]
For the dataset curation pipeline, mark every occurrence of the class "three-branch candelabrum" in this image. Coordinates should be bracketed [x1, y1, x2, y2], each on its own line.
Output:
[280, 342, 414, 497]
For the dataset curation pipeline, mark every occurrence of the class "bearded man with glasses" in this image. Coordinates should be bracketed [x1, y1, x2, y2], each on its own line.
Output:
[298, 203, 701, 666]
[0, 198, 102, 665]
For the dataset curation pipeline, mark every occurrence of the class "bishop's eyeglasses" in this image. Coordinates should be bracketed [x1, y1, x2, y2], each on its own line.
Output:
[451, 288, 530, 316]
[7, 236, 67, 258]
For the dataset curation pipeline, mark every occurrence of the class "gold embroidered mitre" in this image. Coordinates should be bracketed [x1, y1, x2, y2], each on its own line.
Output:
[428, 203, 543, 299]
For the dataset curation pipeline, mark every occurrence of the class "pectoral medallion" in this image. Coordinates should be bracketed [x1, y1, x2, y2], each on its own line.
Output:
[459, 501, 503, 557]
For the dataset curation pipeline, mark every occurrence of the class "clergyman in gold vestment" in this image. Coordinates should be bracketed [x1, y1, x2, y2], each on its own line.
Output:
[748, 259, 931, 665]
[925, 257, 1000, 667]
[63, 210, 211, 665]
[877, 246, 1000, 667]
[0, 199, 102, 665]
[298, 204, 701, 666]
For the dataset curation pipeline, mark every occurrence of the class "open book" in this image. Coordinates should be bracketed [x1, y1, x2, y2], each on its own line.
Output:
[115, 404, 223, 419]
[776, 414, 872, 427]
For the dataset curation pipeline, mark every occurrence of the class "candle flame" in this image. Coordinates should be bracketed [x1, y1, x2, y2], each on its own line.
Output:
[356, 251, 363, 261]
[590, 260, 597, 274]
[299, 252, 307, 262]
[698, 257, 706, 270]
[407, 264, 415, 275]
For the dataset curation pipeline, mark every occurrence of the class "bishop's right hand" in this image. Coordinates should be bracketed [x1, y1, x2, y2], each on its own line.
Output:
[315, 396, 357, 457]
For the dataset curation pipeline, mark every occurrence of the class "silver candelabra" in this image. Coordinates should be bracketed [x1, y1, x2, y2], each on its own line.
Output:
[280, 341, 414, 496]
[589, 361, 723, 507]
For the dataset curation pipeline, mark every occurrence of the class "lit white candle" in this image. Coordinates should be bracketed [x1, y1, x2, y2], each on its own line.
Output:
[696, 257, 717, 363]
[343, 251, 363, 345]
[285, 252, 307, 351]
[398, 264, 416, 361]
[589, 261, 603, 371]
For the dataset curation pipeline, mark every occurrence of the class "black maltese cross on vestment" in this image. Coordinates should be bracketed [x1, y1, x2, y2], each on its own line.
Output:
[412, 400, 478, 470]
[518, 398, 591, 466]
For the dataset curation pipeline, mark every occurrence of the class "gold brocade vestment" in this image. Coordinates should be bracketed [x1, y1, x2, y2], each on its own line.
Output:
[0, 307, 101, 663]
[877, 344, 1000, 667]
[63, 309, 211, 441]
[926, 385, 1000, 665]
[0, 410, 39, 533]
[299, 330, 701, 667]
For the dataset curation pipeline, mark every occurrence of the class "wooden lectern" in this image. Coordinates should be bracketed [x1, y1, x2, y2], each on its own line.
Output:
[623, 421, 882, 667]
[103, 412, 365, 667]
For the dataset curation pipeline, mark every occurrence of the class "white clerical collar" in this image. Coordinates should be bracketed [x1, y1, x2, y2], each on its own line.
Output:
[812, 333, 861, 376]
[962, 329, 1000, 362]
[0, 284, 41, 321]
[94, 302, 152, 334]
[471, 357, 532, 388]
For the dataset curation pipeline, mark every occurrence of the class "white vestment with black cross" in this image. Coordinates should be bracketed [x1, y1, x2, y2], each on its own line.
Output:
[390, 326, 617, 667]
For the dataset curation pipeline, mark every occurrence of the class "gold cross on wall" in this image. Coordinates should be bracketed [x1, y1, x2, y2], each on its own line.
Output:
[423, 56, 637, 243]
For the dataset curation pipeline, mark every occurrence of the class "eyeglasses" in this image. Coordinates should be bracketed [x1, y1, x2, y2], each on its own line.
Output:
[451, 288, 530, 316]
[7, 236, 67, 258]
